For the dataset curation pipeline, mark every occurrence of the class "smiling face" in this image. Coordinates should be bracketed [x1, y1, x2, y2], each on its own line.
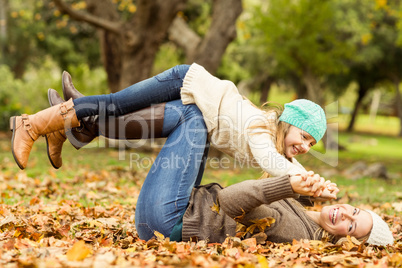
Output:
[319, 204, 373, 238]
[283, 126, 316, 158]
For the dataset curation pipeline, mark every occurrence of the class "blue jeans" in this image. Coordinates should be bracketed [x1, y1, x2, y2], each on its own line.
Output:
[135, 100, 208, 240]
[73, 65, 190, 119]
[72, 65, 205, 240]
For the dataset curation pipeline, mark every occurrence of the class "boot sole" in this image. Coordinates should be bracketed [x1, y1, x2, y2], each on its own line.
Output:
[10, 116, 25, 170]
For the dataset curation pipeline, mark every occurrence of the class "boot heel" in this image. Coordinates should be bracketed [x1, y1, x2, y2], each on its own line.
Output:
[10, 116, 25, 170]
[10, 116, 16, 131]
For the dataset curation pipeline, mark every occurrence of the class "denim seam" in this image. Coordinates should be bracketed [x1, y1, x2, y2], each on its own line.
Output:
[174, 109, 201, 218]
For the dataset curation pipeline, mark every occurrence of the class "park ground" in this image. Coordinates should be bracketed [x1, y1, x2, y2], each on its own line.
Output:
[0, 114, 401, 267]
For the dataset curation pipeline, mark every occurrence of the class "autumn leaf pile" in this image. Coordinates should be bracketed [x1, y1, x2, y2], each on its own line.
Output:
[0, 168, 401, 267]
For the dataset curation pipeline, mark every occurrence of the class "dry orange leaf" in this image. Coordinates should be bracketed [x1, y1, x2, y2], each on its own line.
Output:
[154, 230, 165, 241]
[66, 240, 92, 261]
[246, 217, 275, 234]
[242, 238, 257, 248]
[210, 202, 220, 214]
[233, 208, 246, 222]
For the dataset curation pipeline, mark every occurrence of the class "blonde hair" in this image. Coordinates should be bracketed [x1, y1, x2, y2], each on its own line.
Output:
[250, 102, 293, 158]
[250, 102, 292, 179]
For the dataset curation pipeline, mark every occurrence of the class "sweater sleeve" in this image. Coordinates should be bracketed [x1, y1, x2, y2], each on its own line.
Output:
[247, 131, 306, 176]
[291, 157, 307, 172]
[217, 175, 299, 221]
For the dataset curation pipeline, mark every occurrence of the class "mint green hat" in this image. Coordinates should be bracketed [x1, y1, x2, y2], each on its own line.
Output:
[279, 99, 327, 142]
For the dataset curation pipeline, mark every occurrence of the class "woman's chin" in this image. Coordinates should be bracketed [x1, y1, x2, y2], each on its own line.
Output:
[286, 150, 295, 158]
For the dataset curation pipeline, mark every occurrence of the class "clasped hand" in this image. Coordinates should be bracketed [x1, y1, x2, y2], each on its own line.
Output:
[290, 171, 339, 201]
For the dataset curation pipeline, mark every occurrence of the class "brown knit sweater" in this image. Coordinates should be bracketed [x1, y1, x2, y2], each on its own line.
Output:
[182, 175, 322, 243]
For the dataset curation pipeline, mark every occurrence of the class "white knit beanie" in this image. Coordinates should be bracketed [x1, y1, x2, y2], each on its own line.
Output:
[366, 210, 394, 246]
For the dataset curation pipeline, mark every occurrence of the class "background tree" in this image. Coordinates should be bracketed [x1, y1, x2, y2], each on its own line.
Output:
[375, 0, 402, 136]
[52, 0, 242, 92]
[0, 0, 7, 58]
[250, 0, 353, 106]
[329, 0, 402, 134]
[1, 0, 101, 79]
[168, 0, 242, 75]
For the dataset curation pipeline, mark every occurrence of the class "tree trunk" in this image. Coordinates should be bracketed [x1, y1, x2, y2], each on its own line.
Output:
[289, 73, 308, 99]
[302, 67, 324, 106]
[259, 76, 273, 104]
[0, 0, 7, 55]
[169, 0, 243, 74]
[53, 0, 242, 153]
[87, 0, 186, 91]
[394, 79, 402, 136]
[55, 0, 241, 92]
[191, 0, 242, 74]
[347, 83, 368, 132]
[119, 0, 187, 88]
[54, 0, 186, 92]
[85, 0, 122, 92]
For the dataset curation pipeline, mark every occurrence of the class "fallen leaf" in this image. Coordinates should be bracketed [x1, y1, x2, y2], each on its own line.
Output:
[246, 217, 275, 234]
[66, 240, 92, 261]
[233, 208, 246, 222]
[210, 201, 220, 214]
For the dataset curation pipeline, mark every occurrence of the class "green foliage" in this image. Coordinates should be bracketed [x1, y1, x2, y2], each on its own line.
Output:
[217, 42, 252, 84]
[152, 43, 185, 75]
[0, 65, 24, 130]
[2, 0, 101, 79]
[253, 0, 353, 77]
[2, 1, 47, 78]
[35, 0, 102, 70]
[0, 61, 62, 130]
[64, 64, 108, 96]
[0, 60, 107, 131]
[328, 0, 402, 98]
[183, 0, 212, 37]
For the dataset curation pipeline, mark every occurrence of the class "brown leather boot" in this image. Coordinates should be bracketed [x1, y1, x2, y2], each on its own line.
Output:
[61, 71, 166, 149]
[45, 89, 67, 169]
[10, 98, 80, 170]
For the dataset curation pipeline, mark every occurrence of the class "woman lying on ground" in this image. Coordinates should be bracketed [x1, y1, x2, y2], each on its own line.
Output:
[180, 173, 394, 246]
[11, 64, 326, 181]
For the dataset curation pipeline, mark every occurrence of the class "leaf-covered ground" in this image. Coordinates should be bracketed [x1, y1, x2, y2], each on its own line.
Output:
[0, 133, 401, 267]
[0, 167, 400, 268]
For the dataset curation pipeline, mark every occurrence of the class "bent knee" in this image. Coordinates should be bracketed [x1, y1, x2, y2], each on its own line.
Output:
[174, 64, 191, 79]
[185, 104, 202, 116]
[185, 105, 206, 126]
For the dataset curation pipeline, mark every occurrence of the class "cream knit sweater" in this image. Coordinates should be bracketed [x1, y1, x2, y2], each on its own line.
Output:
[181, 63, 306, 176]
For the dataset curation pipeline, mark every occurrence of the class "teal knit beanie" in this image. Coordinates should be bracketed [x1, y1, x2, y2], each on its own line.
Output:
[279, 99, 327, 142]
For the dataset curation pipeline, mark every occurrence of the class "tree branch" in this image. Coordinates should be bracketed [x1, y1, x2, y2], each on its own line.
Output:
[168, 16, 201, 58]
[52, 0, 122, 34]
[193, 0, 243, 73]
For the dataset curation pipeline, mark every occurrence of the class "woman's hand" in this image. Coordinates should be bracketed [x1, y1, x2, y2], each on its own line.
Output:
[290, 174, 325, 196]
[312, 181, 339, 201]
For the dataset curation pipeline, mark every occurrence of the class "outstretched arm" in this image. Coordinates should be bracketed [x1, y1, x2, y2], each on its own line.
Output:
[218, 174, 331, 221]
[218, 175, 296, 219]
